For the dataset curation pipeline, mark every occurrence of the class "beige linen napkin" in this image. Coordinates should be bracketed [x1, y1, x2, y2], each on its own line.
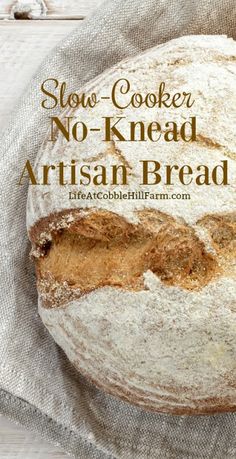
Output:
[0, 1, 236, 457]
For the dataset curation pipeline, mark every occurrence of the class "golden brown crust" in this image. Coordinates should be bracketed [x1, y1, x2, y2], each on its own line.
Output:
[28, 35, 236, 415]
[33, 208, 223, 308]
[34, 208, 236, 415]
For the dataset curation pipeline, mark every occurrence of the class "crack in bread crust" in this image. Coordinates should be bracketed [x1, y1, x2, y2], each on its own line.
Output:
[196, 134, 236, 161]
[31, 209, 236, 309]
[27, 35, 236, 415]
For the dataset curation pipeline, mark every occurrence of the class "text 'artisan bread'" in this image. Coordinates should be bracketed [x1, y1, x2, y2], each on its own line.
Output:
[27, 35, 236, 415]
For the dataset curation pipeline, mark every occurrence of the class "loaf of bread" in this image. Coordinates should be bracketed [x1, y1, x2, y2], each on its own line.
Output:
[27, 35, 236, 414]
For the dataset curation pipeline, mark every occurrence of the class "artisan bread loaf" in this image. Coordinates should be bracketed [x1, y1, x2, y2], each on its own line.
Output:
[27, 35, 236, 414]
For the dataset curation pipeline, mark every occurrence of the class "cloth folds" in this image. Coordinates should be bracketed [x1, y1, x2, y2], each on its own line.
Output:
[0, 1, 236, 457]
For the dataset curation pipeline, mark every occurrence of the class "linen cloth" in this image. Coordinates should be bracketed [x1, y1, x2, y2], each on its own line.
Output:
[0, 1, 236, 457]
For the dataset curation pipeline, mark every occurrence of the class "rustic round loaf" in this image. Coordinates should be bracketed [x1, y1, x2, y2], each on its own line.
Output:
[27, 35, 236, 415]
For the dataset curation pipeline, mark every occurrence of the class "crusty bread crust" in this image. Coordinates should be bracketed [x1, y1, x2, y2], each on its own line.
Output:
[27, 35, 236, 414]
[34, 208, 235, 306]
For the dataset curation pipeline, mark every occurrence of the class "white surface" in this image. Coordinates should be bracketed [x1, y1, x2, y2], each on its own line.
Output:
[0, 20, 79, 129]
[0, 3, 101, 457]
[0, 0, 105, 18]
[0, 415, 68, 458]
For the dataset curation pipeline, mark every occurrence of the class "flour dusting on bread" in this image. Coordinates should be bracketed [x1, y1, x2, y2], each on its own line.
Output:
[27, 35, 236, 414]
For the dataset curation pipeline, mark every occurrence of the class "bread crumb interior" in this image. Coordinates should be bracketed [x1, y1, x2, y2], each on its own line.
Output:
[37, 210, 222, 306]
